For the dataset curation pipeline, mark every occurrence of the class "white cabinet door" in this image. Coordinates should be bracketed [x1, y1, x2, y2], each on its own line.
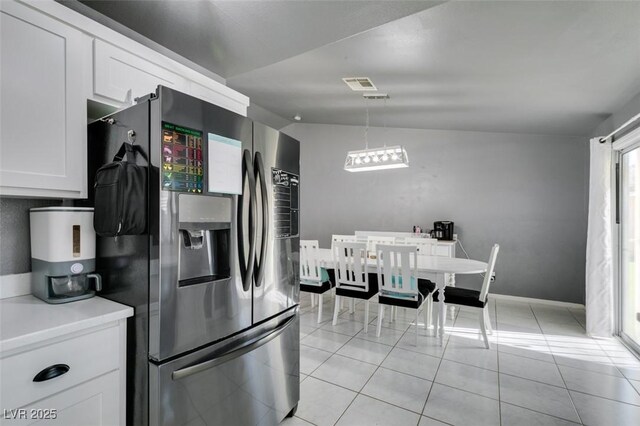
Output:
[435, 244, 454, 257]
[188, 79, 249, 117]
[0, 1, 88, 198]
[94, 39, 188, 106]
[11, 371, 121, 426]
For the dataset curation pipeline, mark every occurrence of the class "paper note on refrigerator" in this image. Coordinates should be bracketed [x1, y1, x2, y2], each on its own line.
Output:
[207, 133, 242, 194]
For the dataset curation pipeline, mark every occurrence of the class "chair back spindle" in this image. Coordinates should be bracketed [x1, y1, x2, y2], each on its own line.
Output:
[479, 244, 500, 302]
[300, 240, 323, 284]
[376, 245, 419, 301]
[332, 241, 369, 293]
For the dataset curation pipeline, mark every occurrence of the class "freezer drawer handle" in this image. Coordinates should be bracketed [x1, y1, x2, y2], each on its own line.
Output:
[171, 315, 296, 381]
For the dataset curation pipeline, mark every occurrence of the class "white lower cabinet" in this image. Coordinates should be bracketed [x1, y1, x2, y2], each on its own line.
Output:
[1, 321, 127, 426]
[20, 371, 120, 426]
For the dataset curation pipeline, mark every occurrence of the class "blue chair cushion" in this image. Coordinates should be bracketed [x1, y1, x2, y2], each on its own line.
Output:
[300, 268, 333, 295]
[320, 267, 330, 283]
[390, 275, 417, 287]
[378, 279, 435, 309]
[382, 275, 418, 299]
[301, 267, 331, 285]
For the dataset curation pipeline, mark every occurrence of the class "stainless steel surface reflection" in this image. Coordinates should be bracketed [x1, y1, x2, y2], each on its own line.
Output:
[252, 123, 300, 324]
[89, 86, 300, 426]
[150, 313, 299, 426]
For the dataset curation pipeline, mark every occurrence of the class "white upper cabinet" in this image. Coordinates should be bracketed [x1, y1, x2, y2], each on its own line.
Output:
[92, 40, 248, 116]
[187, 78, 249, 117]
[0, 0, 249, 199]
[0, 0, 89, 198]
[93, 39, 189, 106]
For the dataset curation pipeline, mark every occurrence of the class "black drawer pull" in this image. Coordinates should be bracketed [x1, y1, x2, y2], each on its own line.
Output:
[33, 364, 70, 382]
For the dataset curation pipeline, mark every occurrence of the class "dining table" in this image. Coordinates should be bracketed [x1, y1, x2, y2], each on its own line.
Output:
[315, 248, 488, 344]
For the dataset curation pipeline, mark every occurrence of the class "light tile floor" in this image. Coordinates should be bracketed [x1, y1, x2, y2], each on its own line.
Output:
[282, 293, 640, 426]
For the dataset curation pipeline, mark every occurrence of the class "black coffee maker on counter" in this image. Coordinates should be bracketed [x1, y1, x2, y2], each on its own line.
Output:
[432, 221, 454, 240]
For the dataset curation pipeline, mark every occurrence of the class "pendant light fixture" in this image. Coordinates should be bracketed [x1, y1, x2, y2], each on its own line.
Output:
[344, 94, 409, 172]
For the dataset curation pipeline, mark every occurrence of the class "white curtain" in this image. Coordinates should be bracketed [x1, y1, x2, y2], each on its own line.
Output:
[585, 137, 614, 337]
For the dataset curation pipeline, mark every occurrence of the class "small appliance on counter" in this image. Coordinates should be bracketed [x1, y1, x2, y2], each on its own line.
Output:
[30, 207, 101, 304]
[432, 221, 455, 240]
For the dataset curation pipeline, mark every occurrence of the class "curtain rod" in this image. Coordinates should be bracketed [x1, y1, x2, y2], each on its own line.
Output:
[600, 111, 640, 143]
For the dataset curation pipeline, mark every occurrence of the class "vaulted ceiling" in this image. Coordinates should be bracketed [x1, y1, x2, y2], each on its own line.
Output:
[68, 1, 640, 136]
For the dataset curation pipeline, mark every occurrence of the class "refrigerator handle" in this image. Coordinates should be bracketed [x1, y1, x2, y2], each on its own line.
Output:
[237, 149, 257, 292]
[171, 314, 296, 381]
[254, 151, 269, 288]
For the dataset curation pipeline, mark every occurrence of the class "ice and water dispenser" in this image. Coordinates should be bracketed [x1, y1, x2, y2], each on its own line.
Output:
[176, 194, 231, 288]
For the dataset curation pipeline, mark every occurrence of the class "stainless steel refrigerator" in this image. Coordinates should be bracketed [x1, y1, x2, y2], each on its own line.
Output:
[85, 86, 300, 426]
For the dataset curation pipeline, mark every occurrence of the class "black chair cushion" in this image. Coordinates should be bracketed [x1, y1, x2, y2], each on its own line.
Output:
[300, 279, 333, 295]
[432, 286, 486, 308]
[378, 279, 435, 309]
[334, 272, 379, 300]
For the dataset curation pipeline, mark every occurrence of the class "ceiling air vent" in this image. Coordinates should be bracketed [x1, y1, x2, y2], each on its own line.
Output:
[342, 77, 377, 92]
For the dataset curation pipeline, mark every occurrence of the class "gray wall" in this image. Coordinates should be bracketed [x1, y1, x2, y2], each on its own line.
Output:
[0, 198, 62, 275]
[282, 123, 589, 304]
[248, 103, 292, 131]
[592, 91, 640, 137]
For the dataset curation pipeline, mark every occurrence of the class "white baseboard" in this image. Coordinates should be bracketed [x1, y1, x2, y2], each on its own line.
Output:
[488, 293, 584, 309]
[0, 273, 32, 299]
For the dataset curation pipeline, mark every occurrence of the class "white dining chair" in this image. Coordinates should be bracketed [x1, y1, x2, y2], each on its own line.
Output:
[375, 245, 435, 345]
[331, 234, 357, 250]
[366, 236, 396, 258]
[396, 237, 439, 256]
[332, 241, 379, 333]
[433, 244, 500, 349]
[300, 240, 333, 323]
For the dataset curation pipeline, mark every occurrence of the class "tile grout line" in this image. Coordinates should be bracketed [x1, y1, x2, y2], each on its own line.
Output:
[493, 301, 587, 425]
[529, 303, 584, 425]
[500, 304, 640, 408]
[300, 297, 640, 425]
[419, 305, 459, 424]
[332, 300, 416, 426]
[493, 301, 503, 426]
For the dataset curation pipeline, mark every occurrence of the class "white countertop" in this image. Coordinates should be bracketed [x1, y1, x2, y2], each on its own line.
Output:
[0, 295, 133, 353]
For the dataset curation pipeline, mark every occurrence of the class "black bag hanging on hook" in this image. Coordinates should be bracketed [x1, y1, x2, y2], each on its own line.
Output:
[93, 142, 148, 237]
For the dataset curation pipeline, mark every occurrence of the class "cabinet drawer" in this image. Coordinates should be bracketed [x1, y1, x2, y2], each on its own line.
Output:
[3, 371, 120, 426]
[435, 245, 453, 257]
[1, 325, 120, 410]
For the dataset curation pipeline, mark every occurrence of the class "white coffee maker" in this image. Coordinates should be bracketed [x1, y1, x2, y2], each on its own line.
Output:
[30, 207, 101, 304]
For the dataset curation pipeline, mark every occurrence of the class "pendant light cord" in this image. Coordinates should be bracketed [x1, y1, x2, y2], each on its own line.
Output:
[383, 97, 387, 148]
[364, 97, 369, 149]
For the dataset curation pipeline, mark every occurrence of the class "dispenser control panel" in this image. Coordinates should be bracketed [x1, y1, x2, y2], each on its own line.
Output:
[162, 122, 204, 193]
